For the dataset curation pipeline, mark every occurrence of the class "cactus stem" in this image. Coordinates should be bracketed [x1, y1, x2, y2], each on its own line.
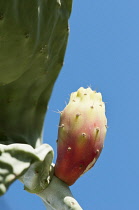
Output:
[37, 176, 83, 210]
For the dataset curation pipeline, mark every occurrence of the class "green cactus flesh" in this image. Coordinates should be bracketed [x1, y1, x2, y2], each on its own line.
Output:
[0, 0, 72, 147]
[55, 87, 107, 185]
[0, 143, 54, 195]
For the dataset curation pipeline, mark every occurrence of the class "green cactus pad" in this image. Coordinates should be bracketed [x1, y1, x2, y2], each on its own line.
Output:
[0, 0, 72, 147]
[0, 143, 54, 195]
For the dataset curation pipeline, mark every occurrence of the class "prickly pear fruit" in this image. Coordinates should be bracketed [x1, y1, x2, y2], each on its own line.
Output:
[55, 87, 107, 186]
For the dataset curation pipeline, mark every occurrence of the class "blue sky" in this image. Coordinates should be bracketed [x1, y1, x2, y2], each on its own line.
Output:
[1, 0, 139, 209]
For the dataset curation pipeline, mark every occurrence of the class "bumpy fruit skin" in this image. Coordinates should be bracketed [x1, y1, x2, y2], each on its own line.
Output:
[55, 87, 107, 186]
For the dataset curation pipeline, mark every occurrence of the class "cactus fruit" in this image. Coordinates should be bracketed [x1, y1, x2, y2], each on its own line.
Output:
[55, 87, 107, 186]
